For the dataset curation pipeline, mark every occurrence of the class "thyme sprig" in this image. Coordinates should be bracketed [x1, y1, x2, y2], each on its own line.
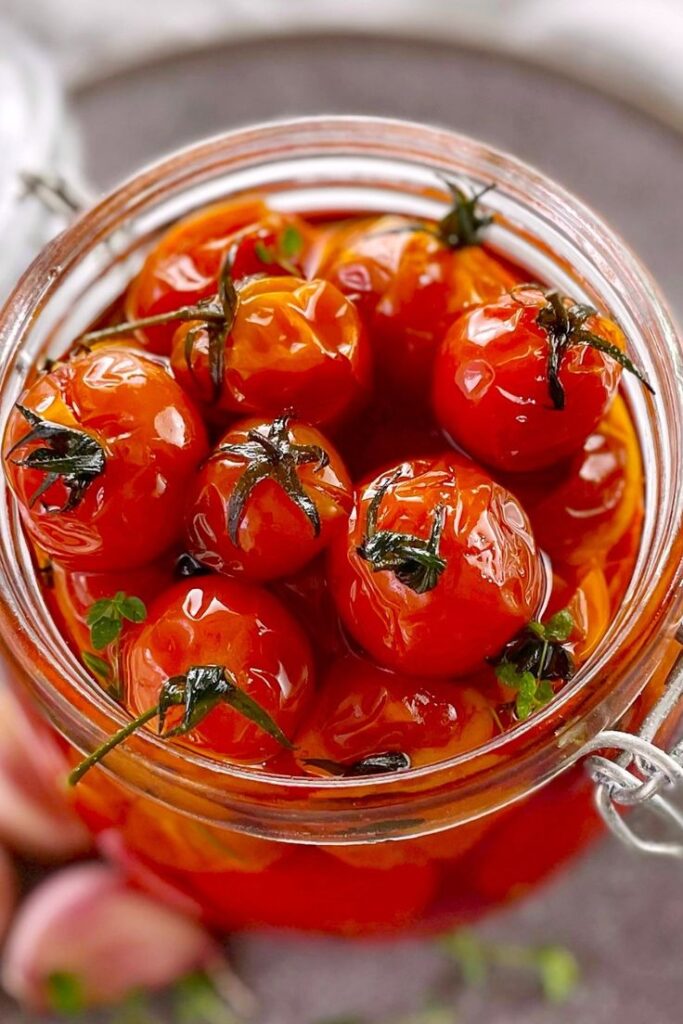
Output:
[534, 289, 654, 410]
[81, 591, 147, 696]
[211, 414, 329, 546]
[69, 663, 292, 785]
[357, 468, 446, 595]
[253, 224, 304, 273]
[493, 608, 575, 721]
[5, 405, 106, 513]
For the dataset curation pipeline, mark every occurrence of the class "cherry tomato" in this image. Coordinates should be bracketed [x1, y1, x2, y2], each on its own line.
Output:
[505, 396, 643, 565]
[294, 654, 497, 774]
[123, 577, 314, 763]
[433, 285, 648, 472]
[315, 198, 519, 398]
[185, 416, 352, 581]
[328, 456, 546, 677]
[3, 348, 208, 570]
[190, 847, 438, 935]
[125, 197, 313, 353]
[171, 274, 371, 425]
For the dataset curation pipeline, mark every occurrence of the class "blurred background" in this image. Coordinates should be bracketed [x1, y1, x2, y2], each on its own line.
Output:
[0, 1, 682, 1022]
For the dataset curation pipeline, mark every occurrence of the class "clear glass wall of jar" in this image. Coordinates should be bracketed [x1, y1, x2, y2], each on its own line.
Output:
[0, 118, 681, 936]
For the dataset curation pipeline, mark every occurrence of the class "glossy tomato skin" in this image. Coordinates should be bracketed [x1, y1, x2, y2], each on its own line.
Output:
[3, 348, 209, 570]
[316, 215, 519, 399]
[125, 198, 313, 354]
[123, 577, 314, 763]
[185, 418, 353, 581]
[433, 286, 625, 473]
[504, 396, 642, 567]
[171, 275, 371, 426]
[328, 455, 546, 677]
[294, 654, 497, 774]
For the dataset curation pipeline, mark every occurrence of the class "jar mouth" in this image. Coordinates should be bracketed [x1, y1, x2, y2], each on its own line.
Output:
[0, 117, 681, 830]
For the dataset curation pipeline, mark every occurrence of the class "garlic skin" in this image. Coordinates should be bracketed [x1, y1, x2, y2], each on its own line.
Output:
[0, 846, 17, 943]
[1, 862, 218, 1011]
[0, 685, 90, 861]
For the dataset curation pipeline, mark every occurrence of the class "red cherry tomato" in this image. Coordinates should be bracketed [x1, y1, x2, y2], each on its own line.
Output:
[123, 577, 314, 763]
[3, 348, 208, 570]
[316, 208, 519, 398]
[505, 396, 642, 566]
[171, 275, 371, 425]
[185, 416, 352, 581]
[328, 456, 546, 677]
[190, 847, 438, 936]
[433, 285, 634, 472]
[294, 654, 497, 774]
[125, 198, 313, 353]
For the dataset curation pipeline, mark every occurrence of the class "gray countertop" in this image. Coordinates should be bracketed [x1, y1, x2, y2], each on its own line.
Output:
[7, 33, 683, 1024]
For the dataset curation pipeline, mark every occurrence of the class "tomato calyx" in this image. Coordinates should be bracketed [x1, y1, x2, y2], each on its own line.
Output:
[357, 469, 446, 595]
[534, 289, 654, 411]
[80, 256, 240, 399]
[211, 415, 330, 546]
[492, 608, 576, 721]
[436, 180, 494, 249]
[5, 404, 106, 513]
[303, 751, 412, 777]
[68, 662, 293, 786]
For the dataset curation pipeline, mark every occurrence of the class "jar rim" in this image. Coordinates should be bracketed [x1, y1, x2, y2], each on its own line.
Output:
[0, 116, 681, 835]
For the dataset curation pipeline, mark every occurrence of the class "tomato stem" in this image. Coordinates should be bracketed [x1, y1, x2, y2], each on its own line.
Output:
[68, 705, 158, 785]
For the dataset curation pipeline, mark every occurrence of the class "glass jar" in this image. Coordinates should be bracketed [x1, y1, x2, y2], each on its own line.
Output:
[0, 117, 681, 937]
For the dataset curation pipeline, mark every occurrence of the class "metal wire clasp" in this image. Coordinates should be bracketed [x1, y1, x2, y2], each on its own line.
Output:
[583, 638, 683, 859]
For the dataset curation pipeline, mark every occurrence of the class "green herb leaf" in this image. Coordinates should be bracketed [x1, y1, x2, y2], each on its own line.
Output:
[120, 595, 147, 623]
[536, 946, 580, 1003]
[174, 972, 240, 1024]
[46, 971, 85, 1015]
[493, 608, 575, 721]
[85, 592, 147, 650]
[279, 225, 304, 259]
[544, 608, 574, 642]
[254, 240, 275, 264]
[82, 650, 112, 680]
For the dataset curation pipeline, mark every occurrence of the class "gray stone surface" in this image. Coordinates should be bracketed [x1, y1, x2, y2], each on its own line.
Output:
[7, 33, 683, 1024]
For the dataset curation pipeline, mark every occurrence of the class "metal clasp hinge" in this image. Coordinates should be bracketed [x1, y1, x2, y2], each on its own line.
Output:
[583, 635, 683, 859]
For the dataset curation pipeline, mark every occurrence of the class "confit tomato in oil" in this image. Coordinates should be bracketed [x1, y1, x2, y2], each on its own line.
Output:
[3, 348, 208, 570]
[170, 274, 371, 426]
[186, 415, 352, 582]
[125, 197, 313, 354]
[294, 654, 498, 775]
[328, 455, 546, 677]
[433, 285, 649, 473]
[123, 578, 314, 763]
[316, 203, 519, 400]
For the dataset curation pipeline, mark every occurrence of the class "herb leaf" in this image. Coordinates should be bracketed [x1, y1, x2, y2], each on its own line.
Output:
[304, 751, 412, 777]
[85, 591, 147, 651]
[82, 650, 112, 681]
[493, 607, 575, 721]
